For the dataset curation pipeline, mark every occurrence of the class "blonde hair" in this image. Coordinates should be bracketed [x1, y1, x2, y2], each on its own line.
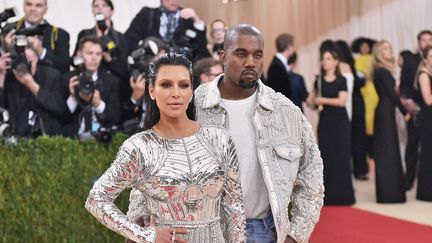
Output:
[371, 40, 395, 74]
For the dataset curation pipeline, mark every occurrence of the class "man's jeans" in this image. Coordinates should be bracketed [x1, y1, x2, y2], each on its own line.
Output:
[246, 212, 276, 243]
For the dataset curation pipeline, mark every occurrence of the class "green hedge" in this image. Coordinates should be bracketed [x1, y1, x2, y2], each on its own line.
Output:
[0, 135, 132, 242]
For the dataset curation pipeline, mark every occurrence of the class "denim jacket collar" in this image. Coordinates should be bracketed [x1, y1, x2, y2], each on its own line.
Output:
[201, 74, 275, 111]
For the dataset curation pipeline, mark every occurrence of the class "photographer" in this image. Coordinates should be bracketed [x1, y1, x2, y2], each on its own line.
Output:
[121, 37, 167, 134]
[2, 0, 70, 73]
[124, 0, 210, 62]
[72, 0, 128, 82]
[0, 54, 11, 107]
[0, 43, 65, 137]
[61, 35, 120, 140]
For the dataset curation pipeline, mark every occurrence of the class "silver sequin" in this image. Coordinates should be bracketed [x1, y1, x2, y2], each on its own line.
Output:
[85, 126, 247, 243]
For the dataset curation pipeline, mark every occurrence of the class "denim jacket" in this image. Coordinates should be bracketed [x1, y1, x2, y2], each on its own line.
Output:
[193, 76, 324, 243]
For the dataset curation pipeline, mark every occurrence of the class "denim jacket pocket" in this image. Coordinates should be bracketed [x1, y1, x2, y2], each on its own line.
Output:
[272, 144, 302, 178]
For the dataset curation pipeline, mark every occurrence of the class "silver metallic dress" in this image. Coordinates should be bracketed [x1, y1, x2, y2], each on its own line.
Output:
[85, 125, 246, 243]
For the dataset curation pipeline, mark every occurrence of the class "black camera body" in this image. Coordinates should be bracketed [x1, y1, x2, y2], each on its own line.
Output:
[14, 25, 45, 37]
[9, 35, 31, 74]
[92, 125, 117, 144]
[128, 38, 160, 79]
[0, 107, 17, 144]
[74, 70, 103, 98]
[0, 7, 17, 24]
[95, 13, 116, 53]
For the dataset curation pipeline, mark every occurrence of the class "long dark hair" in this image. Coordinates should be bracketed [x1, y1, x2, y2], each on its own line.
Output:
[143, 53, 196, 130]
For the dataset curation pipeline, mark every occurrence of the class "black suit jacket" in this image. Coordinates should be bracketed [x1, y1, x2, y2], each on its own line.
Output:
[60, 69, 120, 138]
[124, 7, 210, 61]
[267, 56, 292, 99]
[401, 52, 421, 102]
[288, 71, 308, 111]
[3, 65, 65, 136]
[8, 19, 71, 73]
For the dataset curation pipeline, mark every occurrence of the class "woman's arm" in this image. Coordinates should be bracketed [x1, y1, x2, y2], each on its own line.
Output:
[221, 136, 247, 243]
[315, 91, 347, 108]
[85, 140, 157, 243]
[419, 72, 432, 106]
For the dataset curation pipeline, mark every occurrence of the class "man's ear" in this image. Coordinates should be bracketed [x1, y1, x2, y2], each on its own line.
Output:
[199, 73, 208, 84]
[220, 49, 227, 67]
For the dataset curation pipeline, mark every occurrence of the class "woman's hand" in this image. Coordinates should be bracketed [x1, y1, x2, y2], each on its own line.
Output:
[149, 216, 189, 243]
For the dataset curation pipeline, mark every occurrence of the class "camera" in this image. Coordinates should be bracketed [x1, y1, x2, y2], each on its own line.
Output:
[128, 38, 160, 79]
[0, 7, 17, 24]
[9, 35, 31, 74]
[14, 24, 44, 37]
[74, 70, 103, 97]
[166, 31, 196, 60]
[95, 13, 116, 53]
[93, 125, 117, 144]
[0, 107, 17, 145]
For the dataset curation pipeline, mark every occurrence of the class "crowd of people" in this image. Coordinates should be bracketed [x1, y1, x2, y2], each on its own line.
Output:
[0, 0, 227, 142]
[1, 0, 431, 242]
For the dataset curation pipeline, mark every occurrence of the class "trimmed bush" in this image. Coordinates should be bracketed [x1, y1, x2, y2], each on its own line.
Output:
[0, 135, 131, 242]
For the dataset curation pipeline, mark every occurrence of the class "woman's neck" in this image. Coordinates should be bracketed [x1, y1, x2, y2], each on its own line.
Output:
[153, 115, 199, 139]
[324, 70, 337, 81]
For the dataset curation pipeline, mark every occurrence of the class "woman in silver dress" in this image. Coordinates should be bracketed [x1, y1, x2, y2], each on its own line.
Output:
[85, 53, 246, 243]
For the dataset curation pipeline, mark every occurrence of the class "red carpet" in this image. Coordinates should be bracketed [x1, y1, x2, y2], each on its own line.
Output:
[310, 206, 432, 243]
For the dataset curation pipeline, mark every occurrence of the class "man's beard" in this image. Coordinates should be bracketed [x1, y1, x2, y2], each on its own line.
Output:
[239, 79, 258, 89]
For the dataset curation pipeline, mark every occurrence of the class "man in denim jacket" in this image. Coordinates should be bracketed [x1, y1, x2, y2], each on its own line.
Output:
[193, 24, 324, 243]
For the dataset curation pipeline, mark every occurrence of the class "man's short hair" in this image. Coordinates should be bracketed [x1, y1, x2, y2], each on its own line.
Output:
[275, 33, 294, 53]
[417, 30, 432, 42]
[193, 57, 222, 77]
[223, 24, 264, 50]
[78, 35, 103, 51]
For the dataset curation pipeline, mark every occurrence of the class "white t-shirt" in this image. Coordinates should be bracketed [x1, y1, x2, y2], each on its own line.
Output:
[221, 91, 270, 219]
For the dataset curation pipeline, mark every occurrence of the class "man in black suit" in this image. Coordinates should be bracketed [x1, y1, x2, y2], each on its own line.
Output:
[124, 0, 209, 62]
[400, 29, 432, 190]
[287, 52, 308, 112]
[0, 46, 65, 137]
[61, 36, 120, 139]
[267, 33, 295, 99]
[3, 0, 70, 73]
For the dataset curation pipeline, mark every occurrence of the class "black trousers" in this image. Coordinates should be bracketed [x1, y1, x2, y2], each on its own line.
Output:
[404, 117, 420, 188]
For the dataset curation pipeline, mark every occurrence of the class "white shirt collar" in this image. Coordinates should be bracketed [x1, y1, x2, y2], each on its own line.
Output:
[275, 52, 290, 72]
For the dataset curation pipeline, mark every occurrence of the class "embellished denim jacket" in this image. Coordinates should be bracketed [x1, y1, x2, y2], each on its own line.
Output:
[193, 76, 324, 243]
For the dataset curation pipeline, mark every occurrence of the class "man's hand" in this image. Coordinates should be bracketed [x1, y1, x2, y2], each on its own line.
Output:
[102, 52, 112, 63]
[26, 36, 45, 56]
[0, 54, 12, 74]
[69, 76, 79, 99]
[180, 8, 200, 22]
[130, 75, 146, 101]
[91, 90, 102, 108]
[13, 69, 40, 95]
[4, 29, 16, 51]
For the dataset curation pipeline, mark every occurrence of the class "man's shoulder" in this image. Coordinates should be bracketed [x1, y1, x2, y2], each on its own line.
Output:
[37, 65, 61, 77]
[137, 6, 162, 17]
[261, 83, 299, 110]
[194, 81, 213, 106]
